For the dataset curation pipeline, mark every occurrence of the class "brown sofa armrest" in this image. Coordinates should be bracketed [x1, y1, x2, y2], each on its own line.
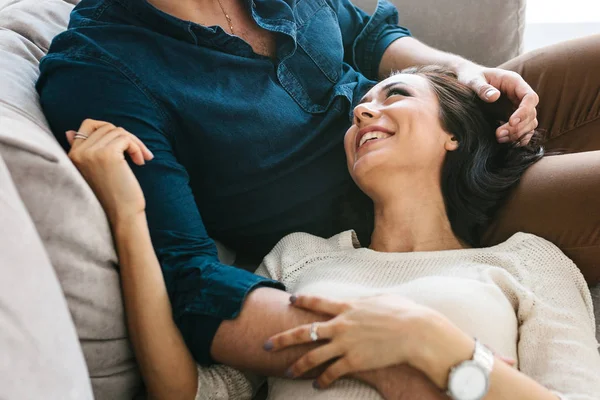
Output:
[484, 151, 600, 285]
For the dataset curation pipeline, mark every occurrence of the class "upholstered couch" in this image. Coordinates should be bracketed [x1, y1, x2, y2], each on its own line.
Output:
[0, 0, 598, 399]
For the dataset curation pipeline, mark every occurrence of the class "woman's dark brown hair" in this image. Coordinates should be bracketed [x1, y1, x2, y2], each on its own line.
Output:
[401, 66, 544, 246]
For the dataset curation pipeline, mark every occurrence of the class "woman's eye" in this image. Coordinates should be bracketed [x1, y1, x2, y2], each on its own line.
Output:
[387, 88, 411, 98]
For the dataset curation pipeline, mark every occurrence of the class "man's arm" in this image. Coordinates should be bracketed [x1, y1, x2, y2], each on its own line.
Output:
[327, 0, 411, 80]
[37, 56, 320, 371]
[378, 37, 468, 80]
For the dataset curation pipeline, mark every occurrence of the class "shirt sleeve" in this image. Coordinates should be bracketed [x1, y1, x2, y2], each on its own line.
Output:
[328, 0, 411, 80]
[37, 55, 284, 366]
[515, 236, 600, 400]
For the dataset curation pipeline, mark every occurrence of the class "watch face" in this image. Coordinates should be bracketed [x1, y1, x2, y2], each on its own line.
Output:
[448, 362, 488, 400]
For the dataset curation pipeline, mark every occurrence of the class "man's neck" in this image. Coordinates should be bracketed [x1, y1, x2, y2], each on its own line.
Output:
[368, 176, 465, 253]
[147, 0, 220, 23]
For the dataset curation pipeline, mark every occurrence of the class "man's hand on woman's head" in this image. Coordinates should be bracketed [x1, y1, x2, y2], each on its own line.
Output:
[66, 119, 154, 224]
[455, 63, 539, 146]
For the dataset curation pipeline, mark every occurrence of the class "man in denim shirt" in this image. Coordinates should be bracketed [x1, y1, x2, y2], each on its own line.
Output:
[37, 0, 539, 395]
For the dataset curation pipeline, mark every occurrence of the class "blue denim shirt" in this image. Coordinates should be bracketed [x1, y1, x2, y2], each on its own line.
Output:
[37, 0, 410, 364]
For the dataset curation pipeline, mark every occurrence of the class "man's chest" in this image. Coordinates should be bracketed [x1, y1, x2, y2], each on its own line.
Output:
[226, 0, 278, 58]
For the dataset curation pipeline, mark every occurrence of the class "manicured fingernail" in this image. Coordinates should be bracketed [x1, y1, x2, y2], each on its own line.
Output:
[312, 381, 321, 389]
[148, 150, 154, 159]
[263, 340, 273, 351]
[499, 130, 509, 137]
[485, 89, 498, 99]
[498, 136, 511, 143]
[511, 118, 521, 126]
[289, 295, 297, 304]
[285, 368, 294, 378]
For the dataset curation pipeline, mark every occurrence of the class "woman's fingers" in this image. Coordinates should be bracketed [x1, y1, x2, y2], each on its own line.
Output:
[67, 123, 116, 150]
[129, 134, 154, 161]
[290, 295, 351, 316]
[264, 321, 333, 351]
[314, 357, 355, 389]
[486, 344, 516, 367]
[77, 118, 115, 135]
[69, 119, 115, 145]
[106, 134, 146, 166]
[286, 344, 343, 378]
[88, 127, 146, 165]
[66, 119, 153, 165]
[498, 355, 516, 367]
[85, 126, 127, 149]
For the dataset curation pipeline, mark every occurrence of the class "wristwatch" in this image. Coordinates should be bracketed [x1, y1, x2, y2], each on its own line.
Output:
[446, 339, 495, 400]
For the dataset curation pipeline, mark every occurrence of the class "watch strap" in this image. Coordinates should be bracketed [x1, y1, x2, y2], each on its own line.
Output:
[472, 339, 495, 374]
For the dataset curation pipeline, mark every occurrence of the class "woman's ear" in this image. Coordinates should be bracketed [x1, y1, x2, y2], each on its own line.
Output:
[445, 135, 459, 152]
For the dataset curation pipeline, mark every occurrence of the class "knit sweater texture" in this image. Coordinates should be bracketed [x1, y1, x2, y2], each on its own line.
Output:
[195, 231, 600, 399]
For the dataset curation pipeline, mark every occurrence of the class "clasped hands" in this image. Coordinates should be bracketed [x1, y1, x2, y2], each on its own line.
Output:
[263, 293, 514, 398]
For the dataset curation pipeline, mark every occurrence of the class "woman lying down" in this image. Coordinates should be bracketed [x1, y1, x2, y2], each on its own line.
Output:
[67, 66, 600, 400]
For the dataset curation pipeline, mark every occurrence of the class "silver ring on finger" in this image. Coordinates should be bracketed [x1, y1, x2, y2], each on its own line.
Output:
[309, 322, 320, 342]
[74, 133, 89, 140]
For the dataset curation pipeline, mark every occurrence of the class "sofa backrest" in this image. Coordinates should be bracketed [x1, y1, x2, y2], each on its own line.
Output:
[0, 1, 142, 398]
[0, 151, 94, 400]
[352, 0, 525, 67]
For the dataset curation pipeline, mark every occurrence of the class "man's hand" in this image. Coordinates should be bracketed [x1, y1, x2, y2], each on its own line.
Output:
[455, 62, 539, 146]
[356, 364, 448, 400]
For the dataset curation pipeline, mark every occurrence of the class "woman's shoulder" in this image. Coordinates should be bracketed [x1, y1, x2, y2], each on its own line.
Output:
[492, 232, 581, 278]
[259, 231, 356, 278]
[495, 232, 568, 259]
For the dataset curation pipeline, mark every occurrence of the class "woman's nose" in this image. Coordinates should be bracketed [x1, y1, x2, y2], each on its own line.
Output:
[353, 103, 381, 124]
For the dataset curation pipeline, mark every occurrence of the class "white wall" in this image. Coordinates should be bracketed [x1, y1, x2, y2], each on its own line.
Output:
[525, 0, 600, 51]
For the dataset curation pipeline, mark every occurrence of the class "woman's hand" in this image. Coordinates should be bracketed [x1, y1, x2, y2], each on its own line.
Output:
[66, 119, 154, 224]
[264, 294, 463, 389]
[455, 62, 539, 146]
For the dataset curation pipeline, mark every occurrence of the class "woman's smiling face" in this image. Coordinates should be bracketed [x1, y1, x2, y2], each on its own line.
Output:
[344, 73, 458, 195]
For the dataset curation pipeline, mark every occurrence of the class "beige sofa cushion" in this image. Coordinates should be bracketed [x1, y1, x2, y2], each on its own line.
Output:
[352, 0, 526, 67]
[0, 0, 141, 398]
[0, 153, 93, 400]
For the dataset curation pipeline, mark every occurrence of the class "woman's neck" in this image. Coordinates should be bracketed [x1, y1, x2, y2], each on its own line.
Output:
[368, 176, 465, 253]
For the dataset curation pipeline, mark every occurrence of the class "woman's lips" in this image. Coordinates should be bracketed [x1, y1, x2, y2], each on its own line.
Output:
[355, 125, 395, 150]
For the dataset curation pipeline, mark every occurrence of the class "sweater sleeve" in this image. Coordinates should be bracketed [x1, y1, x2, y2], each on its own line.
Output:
[194, 365, 259, 400]
[514, 235, 600, 400]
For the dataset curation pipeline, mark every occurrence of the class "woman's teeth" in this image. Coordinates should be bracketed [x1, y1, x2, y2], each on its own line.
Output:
[358, 131, 391, 148]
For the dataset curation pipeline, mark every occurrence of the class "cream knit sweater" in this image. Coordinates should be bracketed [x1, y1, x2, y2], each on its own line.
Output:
[195, 232, 600, 400]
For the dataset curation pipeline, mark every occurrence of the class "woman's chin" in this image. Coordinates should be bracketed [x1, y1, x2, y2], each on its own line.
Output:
[352, 145, 392, 169]
[351, 152, 387, 183]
